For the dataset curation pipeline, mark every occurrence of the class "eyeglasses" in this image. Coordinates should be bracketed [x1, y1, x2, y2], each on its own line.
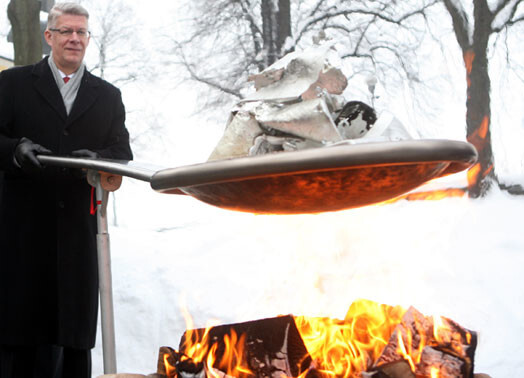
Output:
[49, 28, 91, 38]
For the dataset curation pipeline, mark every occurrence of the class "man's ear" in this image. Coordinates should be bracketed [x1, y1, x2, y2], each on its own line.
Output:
[44, 30, 53, 47]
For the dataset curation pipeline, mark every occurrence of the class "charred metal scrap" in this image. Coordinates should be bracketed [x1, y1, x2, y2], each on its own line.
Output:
[208, 45, 411, 162]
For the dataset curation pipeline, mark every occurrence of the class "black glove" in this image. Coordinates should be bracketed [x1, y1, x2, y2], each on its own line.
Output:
[14, 137, 52, 171]
[71, 149, 100, 159]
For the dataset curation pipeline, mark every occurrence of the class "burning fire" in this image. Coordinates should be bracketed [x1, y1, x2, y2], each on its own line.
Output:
[171, 304, 253, 377]
[163, 299, 475, 377]
[294, 299, 405, 376]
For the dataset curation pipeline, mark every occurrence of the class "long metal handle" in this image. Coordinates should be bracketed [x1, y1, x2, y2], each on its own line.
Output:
[93, 171, 117, 374]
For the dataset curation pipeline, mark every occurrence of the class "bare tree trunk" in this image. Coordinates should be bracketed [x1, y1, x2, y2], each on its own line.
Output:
[8, 0, 42, 66]
[261, 0, 277, 66]
[41, 0, 55, 12]
[261, 0, 292, 67]
[464, 47, 495, 197]
[464, 0, 496, 197]
[277, 0, 291, 54]
[444, 0, 497, 197]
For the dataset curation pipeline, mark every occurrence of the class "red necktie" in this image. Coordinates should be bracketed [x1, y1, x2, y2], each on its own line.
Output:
[63, 76, 70, 83]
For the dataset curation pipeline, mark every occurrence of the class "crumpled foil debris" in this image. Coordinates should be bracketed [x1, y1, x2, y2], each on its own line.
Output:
[208, 44, 413, 162]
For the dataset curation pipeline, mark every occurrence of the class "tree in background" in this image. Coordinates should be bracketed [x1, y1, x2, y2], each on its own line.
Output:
[169, 0, 301, 108]
[2, 0, 53, 195]
[261, 0, 291, 67]
[442, 0, 524, 197]
[7, 0, 42, 65]
[80, 0, 149, 86]
[170, 0, 524, 197]
[40, 0, 54, 13]
[170, 0, 438, 104]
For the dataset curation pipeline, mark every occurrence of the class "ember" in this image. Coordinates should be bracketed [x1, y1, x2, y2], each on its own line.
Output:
[156, 299, 481, 378]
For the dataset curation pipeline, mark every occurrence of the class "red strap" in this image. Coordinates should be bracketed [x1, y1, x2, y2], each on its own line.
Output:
[90, 186, 101, 215]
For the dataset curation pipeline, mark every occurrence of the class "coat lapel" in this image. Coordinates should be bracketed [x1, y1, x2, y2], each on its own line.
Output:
[66, 70, 99, 127]
[32, 58, 67, 121]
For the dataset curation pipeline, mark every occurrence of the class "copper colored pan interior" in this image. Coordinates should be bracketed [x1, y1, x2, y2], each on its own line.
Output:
[151, 140, 478, 214]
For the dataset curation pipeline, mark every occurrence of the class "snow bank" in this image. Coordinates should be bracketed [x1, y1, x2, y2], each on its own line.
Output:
[92, 185, 524, 377]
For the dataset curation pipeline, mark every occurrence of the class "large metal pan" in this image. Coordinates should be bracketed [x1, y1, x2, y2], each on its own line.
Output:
[150, 139, 477, 214]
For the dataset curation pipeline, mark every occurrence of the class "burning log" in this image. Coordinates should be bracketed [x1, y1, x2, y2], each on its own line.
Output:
[373, 307, 477, 378]
[158, 315, 312, 378]
[374, 307, 433, 368]
[156, 301, 482, 378]
[157, 347, 195, 377]
[417, 346, 467, 377]
[363, 360, 415, 378]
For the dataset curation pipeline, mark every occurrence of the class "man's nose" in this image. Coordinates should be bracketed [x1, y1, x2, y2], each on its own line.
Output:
[69, 32, 82, 41]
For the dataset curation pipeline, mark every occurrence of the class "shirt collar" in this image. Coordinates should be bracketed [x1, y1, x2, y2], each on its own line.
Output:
[58, 69, 77, 80]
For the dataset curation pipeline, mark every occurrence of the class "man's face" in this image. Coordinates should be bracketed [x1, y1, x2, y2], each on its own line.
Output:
[44, 14, 90, 74]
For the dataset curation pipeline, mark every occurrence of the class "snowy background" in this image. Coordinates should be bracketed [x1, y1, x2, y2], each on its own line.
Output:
[105, 187, 524, 377]
[1, 1, 524, 377]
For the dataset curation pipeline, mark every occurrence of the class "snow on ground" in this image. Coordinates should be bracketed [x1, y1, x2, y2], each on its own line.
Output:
[92, 183, 524, 377]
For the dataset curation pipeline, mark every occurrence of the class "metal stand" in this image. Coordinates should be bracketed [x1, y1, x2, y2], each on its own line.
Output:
[92, 171, 118, 374]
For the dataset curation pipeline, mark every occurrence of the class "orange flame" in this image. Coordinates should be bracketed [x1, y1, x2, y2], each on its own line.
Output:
[174, 304, 253, 377]
[168, 300, 474, 377]
[396, 330, 416, 371]
[163, 352, 177, 377]
[179, 304, 215, 363]
[181, 326, 253, 377]
[210, 330, 252, 377]
[295, 299, 406, 376]
[296, 304, 474, 376]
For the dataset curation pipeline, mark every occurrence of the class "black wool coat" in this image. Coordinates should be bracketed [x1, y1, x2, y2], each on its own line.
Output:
[0, 57, 133, 349]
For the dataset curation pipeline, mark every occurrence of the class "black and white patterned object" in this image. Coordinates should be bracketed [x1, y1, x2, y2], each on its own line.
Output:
[334, 101, 377, 139]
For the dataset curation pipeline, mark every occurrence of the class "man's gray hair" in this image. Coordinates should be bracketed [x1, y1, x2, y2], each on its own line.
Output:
[47, 2, 89, 29]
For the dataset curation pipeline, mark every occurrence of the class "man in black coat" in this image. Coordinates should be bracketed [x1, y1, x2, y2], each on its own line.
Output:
[0, 3, 133, 377]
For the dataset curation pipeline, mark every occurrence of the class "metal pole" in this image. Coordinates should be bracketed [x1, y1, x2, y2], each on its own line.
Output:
[94, 172, 118, 374]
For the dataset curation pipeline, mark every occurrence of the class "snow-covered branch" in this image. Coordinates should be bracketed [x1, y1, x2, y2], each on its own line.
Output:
[491, 0, 524, 31]
[442, 0, 472, 49]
